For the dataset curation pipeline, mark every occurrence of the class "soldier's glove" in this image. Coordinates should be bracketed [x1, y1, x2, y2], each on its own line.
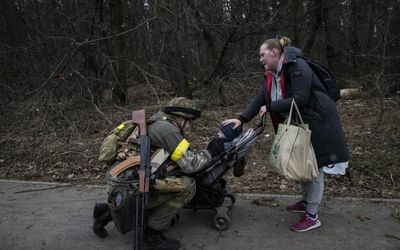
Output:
[207, 137, 225, 157]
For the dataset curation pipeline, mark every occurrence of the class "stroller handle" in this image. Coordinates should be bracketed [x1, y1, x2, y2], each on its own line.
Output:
[254, 114, 266, 136]
[225, 114, 266, 159]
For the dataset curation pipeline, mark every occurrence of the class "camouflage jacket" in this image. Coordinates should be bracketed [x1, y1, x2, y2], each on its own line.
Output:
[148, 111, 212, 174]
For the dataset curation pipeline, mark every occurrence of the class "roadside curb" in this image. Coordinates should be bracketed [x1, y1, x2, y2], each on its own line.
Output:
[2, 179, 400, 203]
[237, 192, 400, 203]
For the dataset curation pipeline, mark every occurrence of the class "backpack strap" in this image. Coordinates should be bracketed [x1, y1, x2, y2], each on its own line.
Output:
[150, 148, 170, 174]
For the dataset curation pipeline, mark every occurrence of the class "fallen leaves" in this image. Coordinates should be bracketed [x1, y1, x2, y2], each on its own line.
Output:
[0, 97, 399, 199]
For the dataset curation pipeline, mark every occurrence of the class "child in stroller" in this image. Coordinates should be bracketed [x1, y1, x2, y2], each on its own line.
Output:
[184, 118, 265, 230]
[206, 123, 246, 177]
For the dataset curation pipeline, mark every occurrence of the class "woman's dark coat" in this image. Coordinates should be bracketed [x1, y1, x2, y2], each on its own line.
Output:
[239, 46, 349, 167]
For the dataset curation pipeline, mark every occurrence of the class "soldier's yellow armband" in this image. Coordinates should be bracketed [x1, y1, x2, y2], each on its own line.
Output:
[171, 139, 189, 161]
[117, 123, 125, 130]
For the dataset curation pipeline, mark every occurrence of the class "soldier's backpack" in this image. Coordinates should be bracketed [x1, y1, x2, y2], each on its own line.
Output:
[98, 121, 138, 165]
[105, 148, 172, 234]
[301, 56, 341, 101]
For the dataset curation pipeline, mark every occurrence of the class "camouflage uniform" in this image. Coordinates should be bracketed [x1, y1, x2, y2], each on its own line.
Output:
[145, 101, 211, 230]
[93, 97, 212, 245]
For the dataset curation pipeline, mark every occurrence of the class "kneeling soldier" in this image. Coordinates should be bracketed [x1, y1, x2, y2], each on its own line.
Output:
[93, 97, 221, 250]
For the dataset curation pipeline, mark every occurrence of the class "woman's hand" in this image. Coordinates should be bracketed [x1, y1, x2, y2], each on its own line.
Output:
[221, 118, 242, 129]
[259, 105, 267, 116]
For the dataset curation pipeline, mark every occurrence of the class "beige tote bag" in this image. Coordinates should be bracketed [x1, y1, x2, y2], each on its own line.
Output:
[269, 99, 319, 182]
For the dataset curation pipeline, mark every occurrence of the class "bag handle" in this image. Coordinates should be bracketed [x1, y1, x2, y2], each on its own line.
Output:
[286, 99, 305, 126]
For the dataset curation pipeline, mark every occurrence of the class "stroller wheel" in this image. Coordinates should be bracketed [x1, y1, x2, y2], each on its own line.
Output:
[212, 212, 230, 230]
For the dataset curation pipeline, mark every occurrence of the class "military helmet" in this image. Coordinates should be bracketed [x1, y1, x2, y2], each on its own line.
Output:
[164, 97, 201, 120]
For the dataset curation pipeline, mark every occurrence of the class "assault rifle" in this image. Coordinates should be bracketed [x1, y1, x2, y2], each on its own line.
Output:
[132, 109, 151, 250]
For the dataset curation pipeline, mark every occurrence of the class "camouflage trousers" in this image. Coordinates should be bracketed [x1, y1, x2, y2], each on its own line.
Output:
[146, 176, 196, 231]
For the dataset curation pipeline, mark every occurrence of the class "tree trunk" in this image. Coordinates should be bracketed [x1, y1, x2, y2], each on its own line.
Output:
[349, 0, 362, 77]
[159, 2, 192, 98]
[321, 0, 343, 77]
[110, 0, 128, 105]
[288, 0, 300, 46]
[302, 0, 322, 56]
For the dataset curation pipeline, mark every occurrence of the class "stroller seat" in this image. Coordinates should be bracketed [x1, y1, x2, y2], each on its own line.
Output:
[185, 117, 266, 230]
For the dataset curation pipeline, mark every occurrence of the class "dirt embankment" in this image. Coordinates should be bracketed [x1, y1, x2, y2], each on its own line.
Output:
[0, 96, 399, 198]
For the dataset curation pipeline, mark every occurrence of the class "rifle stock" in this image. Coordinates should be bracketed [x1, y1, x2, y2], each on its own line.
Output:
[132, 110, 147, 135]
[132, 109, 150, 250]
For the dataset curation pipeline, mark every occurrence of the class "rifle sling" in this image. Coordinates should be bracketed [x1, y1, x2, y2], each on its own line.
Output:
[108, 154, 140, 177]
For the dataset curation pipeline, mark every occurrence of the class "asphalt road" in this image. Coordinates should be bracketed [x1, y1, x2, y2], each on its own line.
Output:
[1, 180, 399, 250]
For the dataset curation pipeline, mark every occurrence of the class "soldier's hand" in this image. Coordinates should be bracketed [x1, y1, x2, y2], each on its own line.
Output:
[207, 138, 225, 157]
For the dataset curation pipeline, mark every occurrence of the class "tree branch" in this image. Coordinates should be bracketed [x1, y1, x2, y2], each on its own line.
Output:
[73, 70, 112, 125]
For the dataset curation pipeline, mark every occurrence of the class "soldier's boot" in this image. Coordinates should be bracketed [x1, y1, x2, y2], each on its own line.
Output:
[92, 203, 113, 238]
[143, 227, 181, 250]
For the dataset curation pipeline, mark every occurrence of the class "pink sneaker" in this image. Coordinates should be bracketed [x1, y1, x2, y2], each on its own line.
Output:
[286, 201, 307, 213]
[291, 213, 322, 232]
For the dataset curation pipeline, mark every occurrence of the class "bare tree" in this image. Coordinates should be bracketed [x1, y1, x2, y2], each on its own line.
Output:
[1, 0, 399, 109]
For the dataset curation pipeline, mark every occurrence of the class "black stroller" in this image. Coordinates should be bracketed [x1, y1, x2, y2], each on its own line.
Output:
[184, 117, 266, 230]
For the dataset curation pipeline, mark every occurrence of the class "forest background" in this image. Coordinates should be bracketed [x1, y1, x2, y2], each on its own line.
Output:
[0, 0, 399, 201]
